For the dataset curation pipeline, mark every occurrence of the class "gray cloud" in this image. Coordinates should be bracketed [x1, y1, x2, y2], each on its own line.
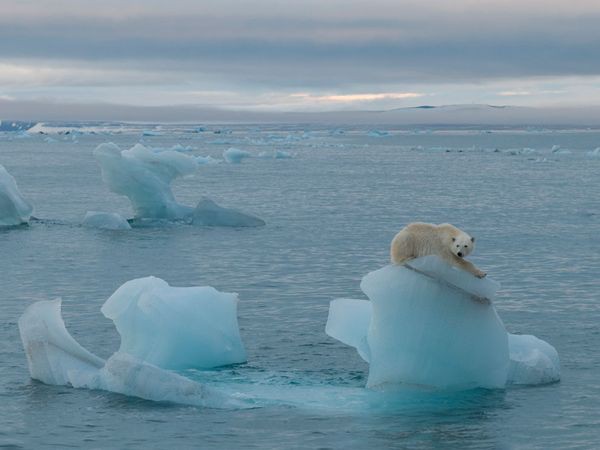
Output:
[2, 3, 600, 89]
[2, 0, 600, 113]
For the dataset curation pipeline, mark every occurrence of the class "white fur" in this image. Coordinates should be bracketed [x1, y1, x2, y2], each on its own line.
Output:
[390, 222, 486, 278]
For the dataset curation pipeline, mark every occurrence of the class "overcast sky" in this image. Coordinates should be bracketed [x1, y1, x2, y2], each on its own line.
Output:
[2, 0, 600, 114]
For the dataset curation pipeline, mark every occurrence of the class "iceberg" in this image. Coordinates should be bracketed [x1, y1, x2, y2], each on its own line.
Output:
[223, 147, 251, 163]
[0, 164, 34, 227]
[94, 143, 264, 226]
[326, 256, 560, 390]
[18, 277, 248, 408]
[82, 211, 131, 230]
[94, 142, 198, 219]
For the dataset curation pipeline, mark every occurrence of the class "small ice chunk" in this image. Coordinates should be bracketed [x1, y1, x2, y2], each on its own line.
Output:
[170, 144, 194, 152]
[0, 164, 34, 226]
[587, 147, 600, 157]
[192, 198, 265, 227]
[256, 150, 294, 160]
[256, 151, 272, 159]
[504, 148, 537, 156]
[196, 155, 221, 165]
[223, 147, 251, 163]
[82, 211, 131, 230]
[101, 276, 247, 370]
[507, 334, 560, 385]
[274, 150, 293, 159]
[367, 130, 389, 137]
[142, 130, 163, 136]
[18, 299, 105, 386]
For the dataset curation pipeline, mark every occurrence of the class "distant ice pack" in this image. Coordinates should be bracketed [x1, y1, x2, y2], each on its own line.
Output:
[93, 142, 264, 226]
[18, 277, 248, 408]
[0, 164, 33, 227]
[326, 256, 560, 390]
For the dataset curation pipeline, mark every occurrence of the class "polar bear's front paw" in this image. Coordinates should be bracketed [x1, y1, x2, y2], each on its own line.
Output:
[474, 270, 487, 279]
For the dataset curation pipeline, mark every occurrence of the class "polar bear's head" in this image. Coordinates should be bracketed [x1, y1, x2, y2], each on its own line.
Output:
[450, 232, 475, 258]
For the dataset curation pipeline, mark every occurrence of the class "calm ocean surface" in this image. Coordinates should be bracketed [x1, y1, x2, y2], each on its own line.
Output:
[1, 125, 599, 448]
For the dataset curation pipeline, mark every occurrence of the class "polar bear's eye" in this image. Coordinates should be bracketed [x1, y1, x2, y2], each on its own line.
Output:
[452, 238, 456, 242]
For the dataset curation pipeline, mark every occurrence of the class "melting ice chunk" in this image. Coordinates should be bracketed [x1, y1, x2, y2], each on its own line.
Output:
[223, 147, 252, 163]
[18, 299, 105, 386]
[587, 147, 600, 157]
[0, 164, 33, 226]
[82, 211, 131, 230]
[94, 142, 264, 226]
[101, 276, 247, 370]
[507, 334, 560, 385]
[18, 279, 249, 408]
[74, 352, 244, 409]
[192, 198, 265, 227]
[94, 142, 197, 219]
[326, 256, 560, 389]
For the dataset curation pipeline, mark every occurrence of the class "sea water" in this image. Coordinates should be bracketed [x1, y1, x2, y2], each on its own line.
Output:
[1, 125, 599, 448]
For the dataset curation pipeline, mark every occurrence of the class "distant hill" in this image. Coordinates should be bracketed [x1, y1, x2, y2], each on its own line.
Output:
[2, 98, 600, 127]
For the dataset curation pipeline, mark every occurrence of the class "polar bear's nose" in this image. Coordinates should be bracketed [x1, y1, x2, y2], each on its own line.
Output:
[457, 252, 463, 257]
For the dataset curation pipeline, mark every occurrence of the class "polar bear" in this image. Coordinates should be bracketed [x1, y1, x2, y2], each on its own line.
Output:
[390, 222, 486, 278]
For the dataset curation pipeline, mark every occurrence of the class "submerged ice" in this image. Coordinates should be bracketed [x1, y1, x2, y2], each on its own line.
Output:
[326, 256, 560, 390]
[18, 277, 248, 407]
[0, 164, 33, 226]
[82, 211, 131, 230]
[94, 142, 264, 226]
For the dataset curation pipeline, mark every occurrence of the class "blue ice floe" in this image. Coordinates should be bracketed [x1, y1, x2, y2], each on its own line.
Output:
[326, 256, 560, 390]
[18, 277, 247, 408]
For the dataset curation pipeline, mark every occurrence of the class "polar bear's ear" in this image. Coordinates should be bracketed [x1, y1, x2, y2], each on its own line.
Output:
[471, 237, 475, 242]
